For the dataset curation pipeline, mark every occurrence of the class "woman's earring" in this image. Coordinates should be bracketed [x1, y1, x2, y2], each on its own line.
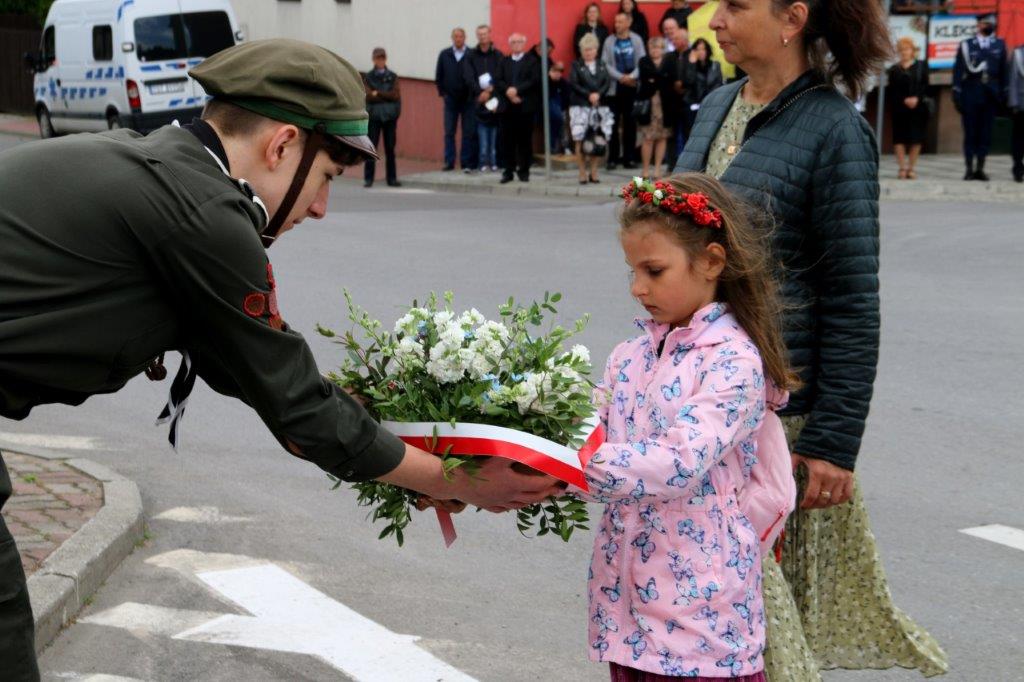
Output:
[782, 36, 790, 47]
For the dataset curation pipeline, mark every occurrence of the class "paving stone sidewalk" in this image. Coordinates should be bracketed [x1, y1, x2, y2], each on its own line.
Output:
[2, 452, 104, 575]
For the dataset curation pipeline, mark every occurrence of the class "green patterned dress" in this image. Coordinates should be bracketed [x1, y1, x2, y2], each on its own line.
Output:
[707, 93, 950, 681]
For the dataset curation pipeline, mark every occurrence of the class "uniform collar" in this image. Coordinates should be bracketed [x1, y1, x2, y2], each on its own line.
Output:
[172, 119, 269, 229]
[182, 118, 230, 173]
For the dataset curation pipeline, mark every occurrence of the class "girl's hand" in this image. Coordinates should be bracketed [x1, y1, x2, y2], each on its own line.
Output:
[415, 495, 468, 514]
[792, 454, 854, 509]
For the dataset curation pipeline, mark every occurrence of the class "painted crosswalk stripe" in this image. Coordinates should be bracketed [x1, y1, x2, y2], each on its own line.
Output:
[85, 550, 477, 682]
[960, 524, 1024, 552]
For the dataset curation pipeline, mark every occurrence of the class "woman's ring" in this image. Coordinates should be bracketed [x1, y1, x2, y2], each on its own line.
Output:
[819, 491, 832, 499]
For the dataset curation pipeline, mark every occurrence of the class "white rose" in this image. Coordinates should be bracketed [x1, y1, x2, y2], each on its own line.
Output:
[570, 344, 591, 364]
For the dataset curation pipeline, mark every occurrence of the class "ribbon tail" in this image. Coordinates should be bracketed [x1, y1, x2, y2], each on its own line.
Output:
[436, 509, 457, 548]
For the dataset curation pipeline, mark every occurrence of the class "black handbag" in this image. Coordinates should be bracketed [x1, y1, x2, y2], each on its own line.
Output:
[582, 108, 608, 157]
[632, 97, 652, 125]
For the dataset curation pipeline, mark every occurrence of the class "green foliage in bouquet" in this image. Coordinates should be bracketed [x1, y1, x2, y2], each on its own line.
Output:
[317, 291, 594, 545]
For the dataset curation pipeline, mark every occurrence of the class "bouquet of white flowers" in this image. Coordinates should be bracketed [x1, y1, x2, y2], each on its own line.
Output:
[317, 291, 596, 545]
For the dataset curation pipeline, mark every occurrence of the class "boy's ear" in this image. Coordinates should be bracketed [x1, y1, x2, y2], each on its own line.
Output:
[263, 124, 303, 171]
[702, 242, 727, 280]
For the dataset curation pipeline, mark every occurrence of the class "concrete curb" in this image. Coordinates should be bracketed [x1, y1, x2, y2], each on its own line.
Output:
[0, 446, 145, 653]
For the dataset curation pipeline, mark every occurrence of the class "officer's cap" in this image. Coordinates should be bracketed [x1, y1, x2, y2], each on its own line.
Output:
[190, 39, 378, 160]
[977, 13, 996, 25]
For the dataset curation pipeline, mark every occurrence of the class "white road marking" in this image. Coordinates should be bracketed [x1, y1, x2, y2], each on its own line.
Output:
[94, 552, 478, 681]
[153, 506, 252, 524]
[52, 674, 148, 682]
[0, 432, 101, 450]
[961, 524, 1024, 552]
[81, 603, 225, 637]
[180, 564, 477, 682]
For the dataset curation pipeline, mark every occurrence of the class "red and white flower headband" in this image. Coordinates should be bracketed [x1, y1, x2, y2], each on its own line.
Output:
[621, 177, 724, 229]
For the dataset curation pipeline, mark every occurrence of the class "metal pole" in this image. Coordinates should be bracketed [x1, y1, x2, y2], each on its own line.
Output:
[539, 0, 552, 180]
[875, 0, 891, 155]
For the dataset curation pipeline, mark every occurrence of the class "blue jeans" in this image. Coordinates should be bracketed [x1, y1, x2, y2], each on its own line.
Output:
[443, 94, 477, 168]
[548, 98, 564, 151]
[477, 121, 498, 168]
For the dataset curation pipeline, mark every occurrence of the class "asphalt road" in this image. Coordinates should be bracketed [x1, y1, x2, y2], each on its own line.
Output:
[1, 132, 1022, 681]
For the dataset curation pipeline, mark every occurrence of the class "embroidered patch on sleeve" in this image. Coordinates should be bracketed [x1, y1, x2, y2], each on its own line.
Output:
[243, 292, 266, 317]
[243, 263, 286, 329]
[266, 263, 284, 329]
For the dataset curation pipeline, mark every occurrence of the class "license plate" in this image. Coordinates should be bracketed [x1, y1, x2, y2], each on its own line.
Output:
[148, 82, 185, 95]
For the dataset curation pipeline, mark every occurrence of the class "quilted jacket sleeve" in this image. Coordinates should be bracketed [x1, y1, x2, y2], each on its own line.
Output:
[797, 115, 880, 470]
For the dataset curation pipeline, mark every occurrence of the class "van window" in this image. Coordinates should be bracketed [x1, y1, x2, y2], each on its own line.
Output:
[135, 12, 233, 62]
[42, 25, 56, 67]
[93, 25, 113, 61]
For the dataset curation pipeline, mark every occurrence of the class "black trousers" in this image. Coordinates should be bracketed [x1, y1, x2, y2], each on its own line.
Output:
[0, 451, 40, 682]
[364, 118, 398, 185]
[960, 93, 997, 160]
[1012, 109, 1024, 179]
[608, 87, 638, 164]
[499, 109, 534, 178]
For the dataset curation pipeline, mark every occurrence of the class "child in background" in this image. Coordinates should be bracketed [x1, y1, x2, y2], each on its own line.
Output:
[580, 174, 799, 680]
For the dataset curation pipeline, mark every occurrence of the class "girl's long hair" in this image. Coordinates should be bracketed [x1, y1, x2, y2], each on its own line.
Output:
[619, 173, 800, 391]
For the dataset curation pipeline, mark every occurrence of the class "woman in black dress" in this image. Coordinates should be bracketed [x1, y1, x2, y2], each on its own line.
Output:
[572, 3, 609, 59]
[682, 38, 724, 134]
[888, 37, 930, 179]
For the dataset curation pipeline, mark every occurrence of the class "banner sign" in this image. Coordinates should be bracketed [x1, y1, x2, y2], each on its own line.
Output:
[929, 14, 978, 69]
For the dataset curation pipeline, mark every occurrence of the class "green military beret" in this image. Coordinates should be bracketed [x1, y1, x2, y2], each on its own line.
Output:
[190, 38, 377, 159]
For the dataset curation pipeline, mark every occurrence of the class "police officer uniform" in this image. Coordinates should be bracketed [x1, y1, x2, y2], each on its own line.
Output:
[0, 39, 402, 681]
[1009, 42, 1024, 182]
[953, 14, 1008, 181]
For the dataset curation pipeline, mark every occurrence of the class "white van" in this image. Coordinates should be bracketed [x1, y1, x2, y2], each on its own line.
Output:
[26, 0, 242, 138]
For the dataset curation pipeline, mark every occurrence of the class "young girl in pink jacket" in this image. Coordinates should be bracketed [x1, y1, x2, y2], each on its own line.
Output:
[580, 174, 799, 680]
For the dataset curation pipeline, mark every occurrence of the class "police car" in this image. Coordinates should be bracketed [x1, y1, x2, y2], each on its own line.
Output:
[24, 0, 242, 138]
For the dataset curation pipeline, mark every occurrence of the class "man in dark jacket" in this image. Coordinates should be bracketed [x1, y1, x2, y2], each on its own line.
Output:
[363, 47, 401, 188]
[435, 27, 476, 171]
[494, 33, 541, 183]
[463, 24, 504, 172]
[661, 19, 690, 170]
[660, 0, 691, 34]
[953, 14, 1008, 181]
[0, 39, 562, 682]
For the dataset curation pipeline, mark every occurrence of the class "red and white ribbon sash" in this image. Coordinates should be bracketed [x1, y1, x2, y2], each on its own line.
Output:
[381, 419, 605, 546]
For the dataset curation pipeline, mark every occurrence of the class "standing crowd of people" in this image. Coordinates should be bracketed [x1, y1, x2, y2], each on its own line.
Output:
[428, 2, 725, 184]
[361, 8, 1024, 188]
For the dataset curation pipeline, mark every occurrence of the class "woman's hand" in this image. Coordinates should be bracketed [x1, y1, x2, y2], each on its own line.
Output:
[904, 96, 919, 109]
[792, 454, 854, 509]
[588, 92, 601, 106]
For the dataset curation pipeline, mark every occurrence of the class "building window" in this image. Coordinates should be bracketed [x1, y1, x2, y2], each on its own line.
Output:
[93, 25, 113, 60]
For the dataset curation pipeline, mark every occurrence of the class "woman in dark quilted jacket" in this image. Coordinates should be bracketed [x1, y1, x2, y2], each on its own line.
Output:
[674, 0, 949, 679]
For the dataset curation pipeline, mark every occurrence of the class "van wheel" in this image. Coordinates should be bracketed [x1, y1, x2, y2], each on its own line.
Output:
[37, 107, 55, 138]
[107, 112, 122, 130]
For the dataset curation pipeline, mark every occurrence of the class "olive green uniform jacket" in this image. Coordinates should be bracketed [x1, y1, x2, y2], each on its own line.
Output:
[0, 125, 404, 481]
